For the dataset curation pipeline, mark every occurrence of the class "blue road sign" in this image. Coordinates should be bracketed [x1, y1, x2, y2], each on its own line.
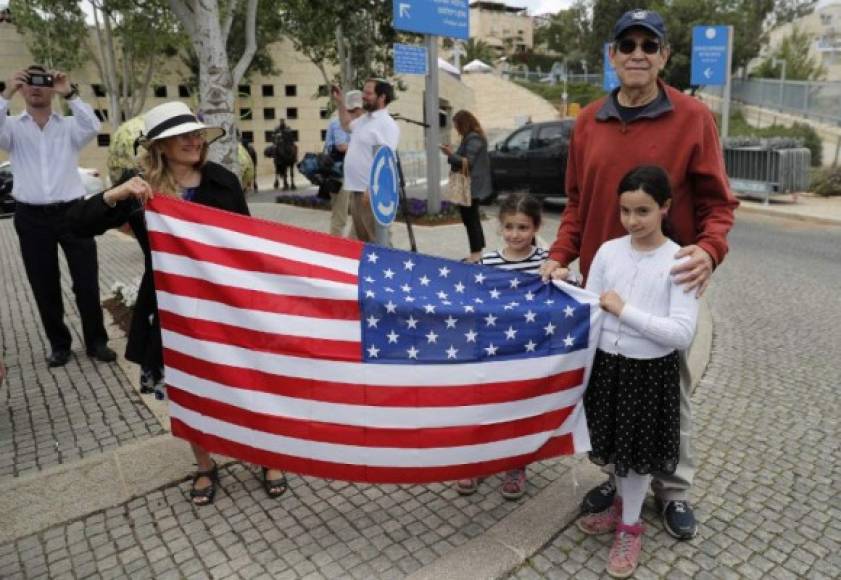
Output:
[691, 26, 730, 86]
[392, 0, 469, 39]
[394, 43, 428, 75]
[603, 43, 620, 93]
[369, 146, 400, 227]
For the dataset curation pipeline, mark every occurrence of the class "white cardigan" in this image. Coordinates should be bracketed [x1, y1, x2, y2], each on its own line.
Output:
[585, 236, 699, 359]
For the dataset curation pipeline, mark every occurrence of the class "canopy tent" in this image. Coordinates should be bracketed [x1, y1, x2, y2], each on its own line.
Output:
[462, 59, 494, 73]
[437, 58, 460, 76]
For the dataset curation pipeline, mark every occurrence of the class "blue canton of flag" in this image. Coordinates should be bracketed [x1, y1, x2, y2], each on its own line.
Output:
[359, 246, 590, 363]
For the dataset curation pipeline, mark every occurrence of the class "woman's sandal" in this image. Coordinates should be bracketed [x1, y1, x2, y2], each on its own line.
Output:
[190, 462, 219, 506]
[261, 467, 288, 499]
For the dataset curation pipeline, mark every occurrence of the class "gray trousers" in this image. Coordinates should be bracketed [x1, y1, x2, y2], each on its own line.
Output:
[606, 349, 694, 503]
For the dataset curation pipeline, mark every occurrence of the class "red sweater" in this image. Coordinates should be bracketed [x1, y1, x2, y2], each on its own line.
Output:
[549, 82, 739, 278]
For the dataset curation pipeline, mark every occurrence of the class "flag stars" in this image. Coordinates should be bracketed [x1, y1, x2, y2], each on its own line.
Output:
[436, 291, 448, 300]
[563, 334, 575, 347]
[419, 275, 430, 286]
[403, 259, 415, 271]
[545, 299, 555, 305]
[484, 313, 497, 327]
[463, 305, 475, 313]
[524, 310, 537, 323]
[489, 288, 501, 299]
[366, 315, 380, 328]
[406, 346, 419, 359]
[454, 282, 465, 293]
[438, 266, 450, 278]
[544, 322, 556, 335]
[367, 252, 379, 263]
[525, 291, 535, 301]
[383, 268, 395, 279]
[405, 315, 419, 329]
[367, 345, 380, 358]
[446, 345, 459, 359]
[387, 330, 399, 344]
[504, 326, 518, 340]
[404, 296, 415, 303]
[401, 283, 412, 293]
[564, 304, 575, 317]
[364, 276, 375, 284]
[424, 304, 436, 314]
[426, 331, 439, 344]
[385, 300, 397, 313]
[474, 272, 486, 284]
[365, 290, 375, 299]
[510, 277, 521, 289]
[444, 315, 458, 328]
[525, 340, 537, 352]
[484, 343, 498, 356]
[465, 330, 478, 343]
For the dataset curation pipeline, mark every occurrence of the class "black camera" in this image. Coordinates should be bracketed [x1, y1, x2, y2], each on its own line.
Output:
[27, 73, 54, 87]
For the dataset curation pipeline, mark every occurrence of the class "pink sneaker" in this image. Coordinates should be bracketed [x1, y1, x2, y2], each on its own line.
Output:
[606, 521, 644, 578]
[577, 497, 621, 535]
[455, 478, 480, 495]
[500, 468, 527, 500]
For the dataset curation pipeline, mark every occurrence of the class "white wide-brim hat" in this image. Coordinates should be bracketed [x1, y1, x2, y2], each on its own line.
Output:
[140, 101, 225, 145]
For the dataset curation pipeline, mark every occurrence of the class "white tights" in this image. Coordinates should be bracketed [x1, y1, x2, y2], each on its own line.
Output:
[616, 471, 652, 525]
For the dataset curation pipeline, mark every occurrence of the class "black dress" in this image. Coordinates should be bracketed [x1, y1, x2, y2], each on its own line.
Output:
[584, 349, 681, 477]
[69, 162, 250, 373]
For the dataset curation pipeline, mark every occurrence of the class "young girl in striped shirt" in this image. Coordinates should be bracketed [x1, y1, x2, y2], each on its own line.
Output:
[456, 192, 546, 499]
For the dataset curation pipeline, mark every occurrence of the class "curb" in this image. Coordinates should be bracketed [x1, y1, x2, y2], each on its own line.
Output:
[737, 201, 841, 227]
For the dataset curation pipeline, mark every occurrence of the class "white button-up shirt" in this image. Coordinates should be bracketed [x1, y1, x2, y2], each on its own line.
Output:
[343, 108, 400, 193]
[0, 96, 100, 204]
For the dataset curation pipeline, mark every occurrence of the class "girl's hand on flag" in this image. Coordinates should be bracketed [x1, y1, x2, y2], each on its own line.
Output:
[599, 290, 624, 316]
[103, 176, 153, 207]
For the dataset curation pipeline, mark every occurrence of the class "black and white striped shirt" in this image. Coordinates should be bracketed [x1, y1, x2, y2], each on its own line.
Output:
[480, 246, 548, 274]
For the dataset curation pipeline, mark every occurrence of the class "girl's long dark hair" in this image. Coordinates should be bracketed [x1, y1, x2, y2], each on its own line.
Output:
[617, 165, 675, 240]
[498, 192, 542, 228]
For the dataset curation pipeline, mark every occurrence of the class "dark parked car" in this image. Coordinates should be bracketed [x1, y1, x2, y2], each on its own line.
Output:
[489, 119, 575, 201]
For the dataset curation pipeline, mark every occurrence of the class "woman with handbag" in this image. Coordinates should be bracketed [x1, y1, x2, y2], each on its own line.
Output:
[440, 110, 492, 263]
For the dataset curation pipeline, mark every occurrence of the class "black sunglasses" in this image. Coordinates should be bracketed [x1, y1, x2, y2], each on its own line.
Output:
[615, 38, 662, 55]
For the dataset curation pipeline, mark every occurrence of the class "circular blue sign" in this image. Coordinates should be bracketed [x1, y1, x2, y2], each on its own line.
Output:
[369, 146, 399, 226]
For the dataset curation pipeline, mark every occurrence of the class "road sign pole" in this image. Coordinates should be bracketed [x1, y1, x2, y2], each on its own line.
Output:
[425, 34, 441, 214]
[721, 25, 733, 140]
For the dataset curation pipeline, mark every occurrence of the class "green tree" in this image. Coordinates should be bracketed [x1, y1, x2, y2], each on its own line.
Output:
[752, 25, 825, 80]
[462, 38, 494, 64]
[534, 0, 591, 65]
[8, 0, 88, 71]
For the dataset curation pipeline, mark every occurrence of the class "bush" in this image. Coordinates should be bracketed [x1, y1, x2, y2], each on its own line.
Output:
[810, 166, 841, 196]
[514, 80, 606, 109]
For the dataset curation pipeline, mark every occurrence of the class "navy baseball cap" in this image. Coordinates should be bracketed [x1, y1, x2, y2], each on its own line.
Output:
[613, 9, 666, 41]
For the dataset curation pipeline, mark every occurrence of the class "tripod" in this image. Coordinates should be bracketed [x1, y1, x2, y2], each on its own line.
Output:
[392, 114, 432, 254]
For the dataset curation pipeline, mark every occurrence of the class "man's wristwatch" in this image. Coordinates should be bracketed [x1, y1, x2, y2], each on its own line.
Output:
[63, 84, 79, 100]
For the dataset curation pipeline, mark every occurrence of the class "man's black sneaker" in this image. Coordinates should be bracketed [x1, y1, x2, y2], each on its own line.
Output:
[661, 500, 698, 540]
[581, 479, 617, 514]
[87, 344, 117, 363]
[47, 349, 72, 367]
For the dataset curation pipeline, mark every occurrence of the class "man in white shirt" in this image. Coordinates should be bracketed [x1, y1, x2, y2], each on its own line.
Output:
[332, 79, 400, 244]
[0, 66, 115, 367]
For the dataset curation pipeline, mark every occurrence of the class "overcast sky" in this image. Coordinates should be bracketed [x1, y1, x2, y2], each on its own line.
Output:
[502, 0, 574, 16]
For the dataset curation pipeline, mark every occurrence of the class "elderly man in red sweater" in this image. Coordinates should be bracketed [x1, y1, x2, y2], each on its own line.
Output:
[541, 9, 738, 540]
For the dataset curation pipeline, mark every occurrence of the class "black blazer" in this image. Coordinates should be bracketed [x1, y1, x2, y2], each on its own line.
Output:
[70, 161, 250, 370]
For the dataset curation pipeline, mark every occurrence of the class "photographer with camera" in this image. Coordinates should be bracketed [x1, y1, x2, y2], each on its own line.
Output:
[0, 66, 116, 367]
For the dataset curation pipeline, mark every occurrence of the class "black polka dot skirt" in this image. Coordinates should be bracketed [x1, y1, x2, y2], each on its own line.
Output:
[584, 349, 680, 477]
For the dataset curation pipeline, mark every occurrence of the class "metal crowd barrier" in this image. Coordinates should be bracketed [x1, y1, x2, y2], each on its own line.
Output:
[724, 146, 811, 204]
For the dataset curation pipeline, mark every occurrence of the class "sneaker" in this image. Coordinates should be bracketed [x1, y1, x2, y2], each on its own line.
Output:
[577, 497, 621, 535]
[500, 468, 527, 500]
[606, 521, 644, 578]
[455, 478, 479, 495]
[581, 479, 616, 513]
[661, 499, 698, 540]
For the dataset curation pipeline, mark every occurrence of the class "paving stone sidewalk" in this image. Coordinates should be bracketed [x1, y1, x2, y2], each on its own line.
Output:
[509, 213, 841, 579]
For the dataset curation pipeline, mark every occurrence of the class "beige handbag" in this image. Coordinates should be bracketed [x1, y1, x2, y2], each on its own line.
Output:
[445, 158, 472, 206]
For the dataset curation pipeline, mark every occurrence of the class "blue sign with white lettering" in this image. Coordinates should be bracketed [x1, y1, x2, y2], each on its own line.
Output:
[392, 0, 469, 40]
[394, 43, 428, 75]
[369, 146, 400, 226]
[691, 26, 730, 86]
[603, 43, 620, 93]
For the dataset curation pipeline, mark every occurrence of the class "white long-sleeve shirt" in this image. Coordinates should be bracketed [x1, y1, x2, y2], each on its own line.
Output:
[585, 235, 698, 359]
[0, 95, 100, 203]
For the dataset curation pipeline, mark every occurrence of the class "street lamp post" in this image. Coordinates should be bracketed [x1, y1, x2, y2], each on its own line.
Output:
[772, 58, 787, 110]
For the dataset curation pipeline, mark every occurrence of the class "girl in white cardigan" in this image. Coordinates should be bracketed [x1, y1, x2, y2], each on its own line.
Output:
[577, 165, 699, 579]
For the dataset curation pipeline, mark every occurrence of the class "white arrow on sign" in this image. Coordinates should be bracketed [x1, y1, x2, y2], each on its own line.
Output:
[378, 201, 395, 215]
[399, 3, 410, 18]
[704, 67, 713, 79]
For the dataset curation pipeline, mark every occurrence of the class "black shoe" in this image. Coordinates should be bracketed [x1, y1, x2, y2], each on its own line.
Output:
[661, 499, 698, 540]
[581, 479, 616, 514]
[87, 343, 117, 363]
[47, 349, 72, 367]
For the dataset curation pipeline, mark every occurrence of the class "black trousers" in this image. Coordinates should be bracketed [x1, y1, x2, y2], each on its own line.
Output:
[458, 197, 485, 253]
[13, 201, 108, 353]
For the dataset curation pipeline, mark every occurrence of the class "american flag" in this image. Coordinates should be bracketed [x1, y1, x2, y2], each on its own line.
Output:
[146, 196, 603, 483]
